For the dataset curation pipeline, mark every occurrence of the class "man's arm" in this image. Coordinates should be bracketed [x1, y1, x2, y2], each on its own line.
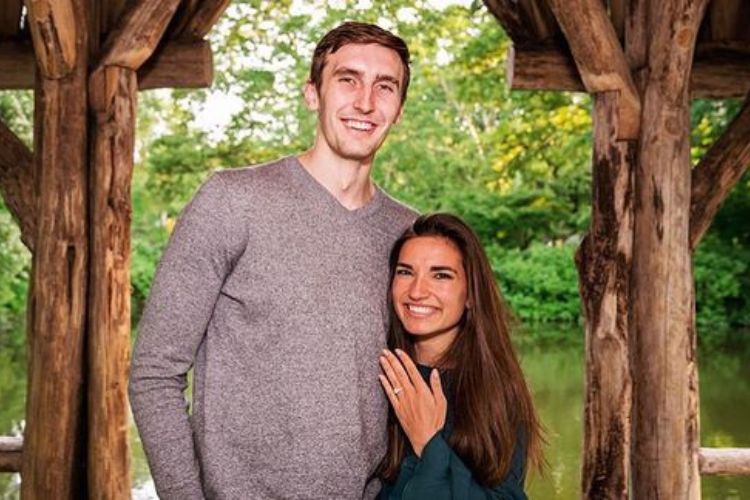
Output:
[129, 173, 245, 499]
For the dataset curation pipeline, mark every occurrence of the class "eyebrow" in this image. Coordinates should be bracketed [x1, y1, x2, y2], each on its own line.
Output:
[396, 263, 458, 273]
[332, 66, 400, 88]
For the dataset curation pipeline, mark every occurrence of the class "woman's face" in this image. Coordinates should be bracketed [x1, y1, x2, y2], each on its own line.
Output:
[391, 236, 468, 344]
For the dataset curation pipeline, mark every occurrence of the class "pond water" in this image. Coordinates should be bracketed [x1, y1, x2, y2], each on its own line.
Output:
[1, 324, 749, 499]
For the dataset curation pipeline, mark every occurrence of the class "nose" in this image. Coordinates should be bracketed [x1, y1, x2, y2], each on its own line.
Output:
[407, 275, 429, 300]
[353, 86, 374, 114]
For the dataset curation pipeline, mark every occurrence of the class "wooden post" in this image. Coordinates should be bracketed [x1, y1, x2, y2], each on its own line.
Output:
[21, 0, 89, 497]
[86, 65, 137, 500]
[0, 119, 36, 251]
[690, 95, 750, 249]
[630, 2, 709, 498]
[575, 92, 635, 499]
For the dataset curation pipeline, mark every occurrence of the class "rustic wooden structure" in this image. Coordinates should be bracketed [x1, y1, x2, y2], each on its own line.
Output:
[2, 0, 750, 498]
[0, 0, 228, 497]
[483, 0, 750, 497]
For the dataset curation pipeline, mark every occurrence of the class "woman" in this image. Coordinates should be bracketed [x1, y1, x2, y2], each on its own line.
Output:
[377, 213, 544, 499]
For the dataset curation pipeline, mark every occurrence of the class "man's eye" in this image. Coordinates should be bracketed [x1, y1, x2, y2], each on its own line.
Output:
[339, 77, 355, 84]
[395, 269, 412, 276]
[378, 84, 395, 93]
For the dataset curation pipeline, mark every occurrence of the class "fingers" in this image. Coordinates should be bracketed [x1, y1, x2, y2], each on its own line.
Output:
[378, 374, 402, 409]
[379, 350, 413, 395]
[430, 369, 447, 407]
[394, 349, 426, 392]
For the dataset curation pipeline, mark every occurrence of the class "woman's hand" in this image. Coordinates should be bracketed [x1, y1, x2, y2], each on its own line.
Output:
[378, 349, 447, 457]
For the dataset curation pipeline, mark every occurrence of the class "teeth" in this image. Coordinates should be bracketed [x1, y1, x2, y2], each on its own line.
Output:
[407, 305, 434, 315]
[345, 119, 374, 131]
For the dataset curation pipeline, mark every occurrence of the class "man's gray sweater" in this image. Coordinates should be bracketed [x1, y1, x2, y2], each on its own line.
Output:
[129, 157, 416, 499]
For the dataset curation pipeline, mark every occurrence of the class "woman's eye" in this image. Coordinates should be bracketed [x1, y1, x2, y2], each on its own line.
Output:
[434, 272, 452, 280]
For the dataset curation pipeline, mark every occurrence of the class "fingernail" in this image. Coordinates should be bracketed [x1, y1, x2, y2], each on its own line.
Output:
[395, 349, 404, 356]
[432, 369, 438, 377]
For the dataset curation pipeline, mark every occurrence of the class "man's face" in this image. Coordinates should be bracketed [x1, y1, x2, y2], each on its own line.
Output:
[304, 43, 405, 163]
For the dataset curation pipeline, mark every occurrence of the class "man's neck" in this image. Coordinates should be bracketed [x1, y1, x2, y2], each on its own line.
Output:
[297, 148, 376, 210]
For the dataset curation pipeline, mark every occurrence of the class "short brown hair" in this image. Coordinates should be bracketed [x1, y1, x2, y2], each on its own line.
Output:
[309, 22, 411, 104]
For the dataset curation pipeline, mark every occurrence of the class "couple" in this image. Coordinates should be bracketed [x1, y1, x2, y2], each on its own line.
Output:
[129, 22, 543, 499]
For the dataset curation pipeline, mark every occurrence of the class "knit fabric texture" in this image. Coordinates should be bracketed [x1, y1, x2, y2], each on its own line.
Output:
[129, 156, 417, 499]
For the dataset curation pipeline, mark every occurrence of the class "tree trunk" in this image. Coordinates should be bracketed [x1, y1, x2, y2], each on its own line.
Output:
[630, 2, 708, 498]
[576, 91, 635, 499]
[86, 65, 136, 500]
[21, 1, 89, 497]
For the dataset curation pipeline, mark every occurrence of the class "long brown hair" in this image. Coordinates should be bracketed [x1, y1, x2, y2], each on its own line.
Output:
[378, 213, 544, 486]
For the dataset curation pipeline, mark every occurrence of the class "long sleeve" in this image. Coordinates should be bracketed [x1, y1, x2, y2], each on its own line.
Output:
[380, 433, 527, 500]
[128, 173, 246, 499]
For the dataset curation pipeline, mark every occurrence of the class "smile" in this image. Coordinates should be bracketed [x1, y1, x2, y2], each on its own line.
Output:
[405, 304, 438, 316]
[343, 119, 376, 131]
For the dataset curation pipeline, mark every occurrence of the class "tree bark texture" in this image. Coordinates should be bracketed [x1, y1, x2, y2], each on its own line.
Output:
[481, 0, 559, 46]
[21, 0, 88, 497]
[0, 118, 36, 251]
[138, 41, 213, 90]
[630, 2, 709, 498]
[547, 0, 640, 139]
[23, 0, 77, 78]
[576, 92, 635, 499]
[98, 0, 182, 71]
[699, 448, 750, 475]
[690, 95, 750, 249]
[0, 437, 22, 473]
[0, 41, 214, 91]
[171, 0, 231, 40]
[506, 46, 750, 99]
[86, 65, 136, 500]
[0, 0, 23, 38]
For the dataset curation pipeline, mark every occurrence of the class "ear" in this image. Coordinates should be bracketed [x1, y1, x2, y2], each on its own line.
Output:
[303, 81, 320, 111]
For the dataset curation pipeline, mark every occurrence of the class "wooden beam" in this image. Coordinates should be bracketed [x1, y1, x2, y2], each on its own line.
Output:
[481, 0, 559, 46]
[507, 46, 750, 99]
[21, 0, 89, 496]
[691, 54, 750, 99]
[24, 0, 78, 78]
[138, 40, 213, 90]
[0, 41, 213, 90]
[576, 91, 634, 499]
[630, 1, 710, 498]
[0, 0, 23, 38]
[699, 448, 750, 475]
[173, 0, 231, 40]
[546, 0, 640, 139]
[87, 65, 135, 500]
[690, 95, 750, 249]
[0, 436, 22, 473]
[97, 0, 181, 71]
[0, 118, 36, 251]
[506, 45, 580, 92]
[0, 42, 36, 89]
[707, 0, 748, 41]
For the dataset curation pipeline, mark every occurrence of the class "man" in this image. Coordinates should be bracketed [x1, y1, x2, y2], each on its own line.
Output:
[129, 22, 417, 499]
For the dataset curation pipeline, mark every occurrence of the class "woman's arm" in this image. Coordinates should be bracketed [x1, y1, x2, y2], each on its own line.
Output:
[381, 434, 526, 500]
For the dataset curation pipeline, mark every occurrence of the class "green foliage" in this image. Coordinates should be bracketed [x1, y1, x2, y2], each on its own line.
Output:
[488, 242, 581, 324]
[0, 206, 29, 335]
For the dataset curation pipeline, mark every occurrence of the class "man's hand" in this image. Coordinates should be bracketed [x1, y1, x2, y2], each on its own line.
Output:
[378, 349, 447, 457]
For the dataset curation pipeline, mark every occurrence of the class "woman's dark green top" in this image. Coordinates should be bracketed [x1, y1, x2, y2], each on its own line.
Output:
[379, 364, 527, 500]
